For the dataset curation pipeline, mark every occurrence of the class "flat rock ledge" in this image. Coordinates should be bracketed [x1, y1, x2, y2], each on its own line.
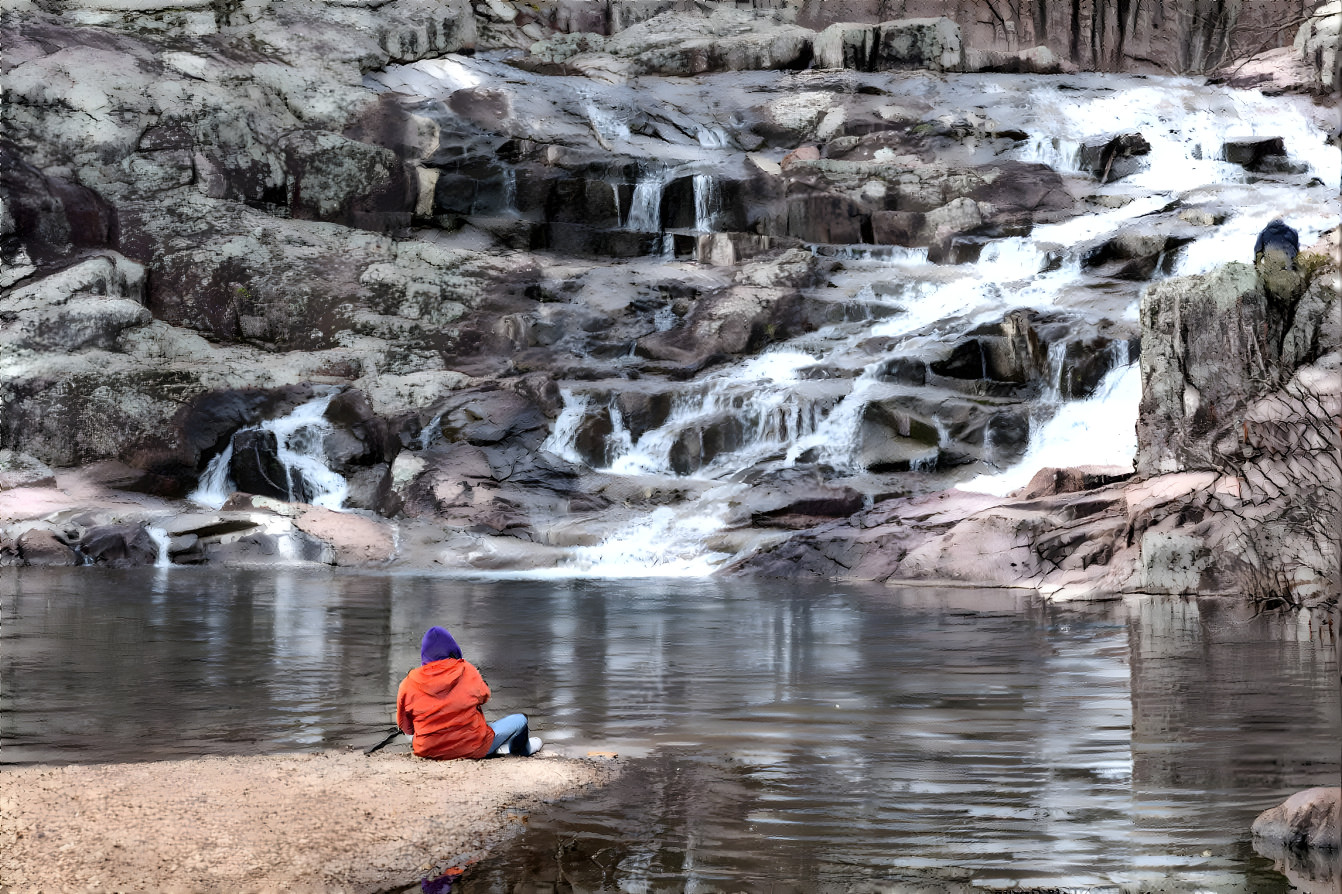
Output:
[0, 751, 620, 894]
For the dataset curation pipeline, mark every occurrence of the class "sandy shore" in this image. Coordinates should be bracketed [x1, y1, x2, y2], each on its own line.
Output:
[0, 750, 619, 893]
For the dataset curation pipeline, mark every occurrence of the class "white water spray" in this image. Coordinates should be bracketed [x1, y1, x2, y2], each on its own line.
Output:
[963, 359, 1141, 497]
[189, 394, 348, 510]
[627, 171, 665, 232]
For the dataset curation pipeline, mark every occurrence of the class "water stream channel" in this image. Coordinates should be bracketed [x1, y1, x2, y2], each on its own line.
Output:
[2, 568, 1336, 891]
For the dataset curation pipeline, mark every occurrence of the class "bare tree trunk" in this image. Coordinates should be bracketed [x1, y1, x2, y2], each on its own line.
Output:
[1070, 0, 1083, 63]
[1031, 0, 1047, 46]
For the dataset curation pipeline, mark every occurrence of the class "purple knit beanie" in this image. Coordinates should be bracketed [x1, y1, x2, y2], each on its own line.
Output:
[420, 626, 463, 664]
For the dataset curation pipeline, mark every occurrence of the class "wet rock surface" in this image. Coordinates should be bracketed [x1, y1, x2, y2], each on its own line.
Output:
[1, 1, 1338, 606]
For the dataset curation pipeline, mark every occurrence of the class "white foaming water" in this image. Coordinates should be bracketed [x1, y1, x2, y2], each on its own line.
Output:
[419, 407, 448, 451]
[146, 525, 172, 568]
[561, 496, 739, 577]
[697, 125, 732, 149]
[693, 173, 720, 233]
[1013, 79, 1340, 190]
[977, 237, 1048, 280]
[627, 172, 665, 232]
[189, 394, 348, 510]
[784, 369, 881, 471]
[1019, 134, 1081, 172]
[962, 360, 1141, 497]
[809, 244, 931, 264]
[540, 389, 592, 464]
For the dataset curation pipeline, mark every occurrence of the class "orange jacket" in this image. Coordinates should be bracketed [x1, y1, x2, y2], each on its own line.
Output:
[396, 658, 494, 760]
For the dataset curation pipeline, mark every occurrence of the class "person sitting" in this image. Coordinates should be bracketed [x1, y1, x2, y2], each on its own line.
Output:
[1253, 219, 1303, 305]
[396, 626, 542, 759]
[1254, 218, 1299, 268]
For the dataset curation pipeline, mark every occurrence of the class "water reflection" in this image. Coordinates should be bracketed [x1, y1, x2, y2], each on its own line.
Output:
[1, 570, 1336, 891]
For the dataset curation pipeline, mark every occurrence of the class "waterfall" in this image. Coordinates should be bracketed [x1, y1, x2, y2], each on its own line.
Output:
[626, 172, 664, 232]
[146, 525, 172, 568]
[373, 64, 1335, 578]
[1041, 340, 1070, 404]
[540, 389, 593, 465]
[693, 173, 720, 234]
[188, 394, 348, 511]
[190, 441, 236, 508]
[963, 359, 1141, 497]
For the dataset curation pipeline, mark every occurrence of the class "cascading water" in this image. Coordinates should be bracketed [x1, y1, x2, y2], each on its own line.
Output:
[964, 354, 1141, 497]
[371, 57, 1338, 577]
[692, 173, 720, 234]
[189, 394, 348, 511]
[146, 525, 172, 568]
[626, 171, 665, 233]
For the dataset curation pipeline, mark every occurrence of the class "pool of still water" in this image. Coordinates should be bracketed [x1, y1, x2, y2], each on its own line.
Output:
[1, 567, 1337, 892]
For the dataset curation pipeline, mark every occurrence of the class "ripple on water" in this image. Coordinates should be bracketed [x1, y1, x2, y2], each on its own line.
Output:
[2, 571, 1335, 892]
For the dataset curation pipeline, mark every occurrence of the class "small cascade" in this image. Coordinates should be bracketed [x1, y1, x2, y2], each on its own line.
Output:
[190, 441, 236, 508]
[692, 173, 720, 234]
[626, 171, 665, 233]
[808, 244, 931, 265]
[580, 90, 631, 147]
[963, 358, 1141, 497]
[653, 303, 679, 331]
[560, 491, 741, 578]
[146, 525, 172, 568]
[419, 407, 448, 451]
[784, 370, 882, 472]
[696, 125, 731, 149]
[1019, 134, 1081, 172]
[1041, 340, 1070, 404]
[977, 237, 1047, 281]
[501, 168, 517, 215]
[540, 390, 593, 465]
[188, 394, 348, 511]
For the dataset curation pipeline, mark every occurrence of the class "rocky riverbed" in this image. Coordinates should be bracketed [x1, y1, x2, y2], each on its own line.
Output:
[2, 1, 1339, 607]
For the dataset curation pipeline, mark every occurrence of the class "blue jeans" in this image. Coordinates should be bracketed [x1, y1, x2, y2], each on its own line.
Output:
[487, 713, 533, 756]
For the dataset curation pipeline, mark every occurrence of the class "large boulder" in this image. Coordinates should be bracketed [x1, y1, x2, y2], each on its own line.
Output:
[1135, 261, 1341, 604]
[1252, 787, 1341, 850]
[15, 528, 79, 566]
[636, 281, 810, 373]
[813, 17, 963, 72]
[1136, 263, 1278, 475]
[0, 143, 118, 285]
[0, 254, 149, 354]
